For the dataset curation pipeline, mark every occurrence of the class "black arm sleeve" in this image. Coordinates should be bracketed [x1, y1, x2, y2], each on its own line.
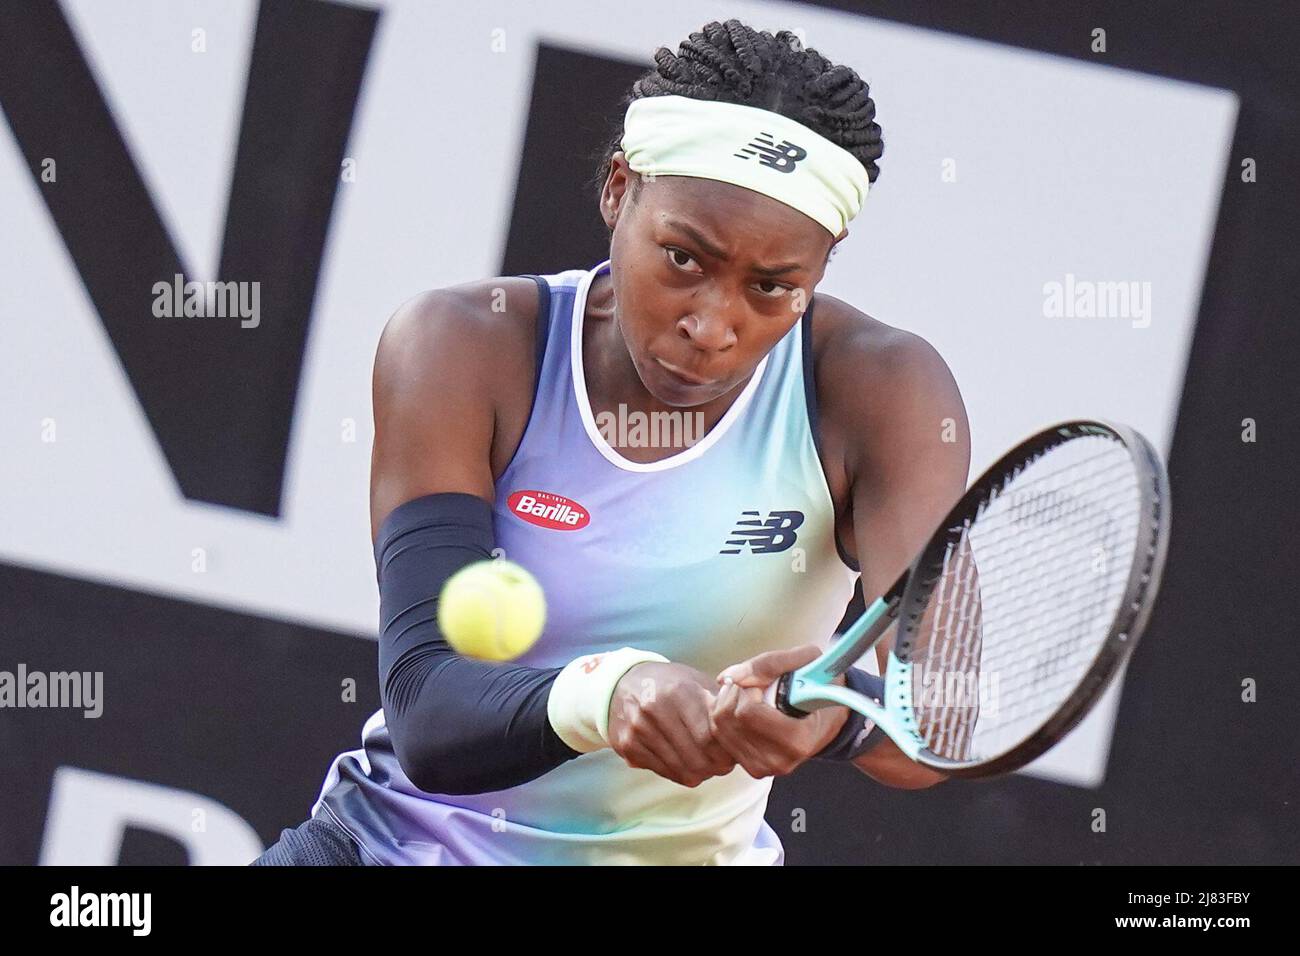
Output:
[375, 492, 581, 795]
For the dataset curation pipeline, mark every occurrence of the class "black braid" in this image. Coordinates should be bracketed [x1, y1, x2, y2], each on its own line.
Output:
[590, 18, 883, 203]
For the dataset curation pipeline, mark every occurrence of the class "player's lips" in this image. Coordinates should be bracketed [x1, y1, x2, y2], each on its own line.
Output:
[655, 358, 717, 387]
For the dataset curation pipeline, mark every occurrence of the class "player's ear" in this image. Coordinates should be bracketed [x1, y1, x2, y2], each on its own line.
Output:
[600, 152, 638, 230]
[827, 229, 848, 262]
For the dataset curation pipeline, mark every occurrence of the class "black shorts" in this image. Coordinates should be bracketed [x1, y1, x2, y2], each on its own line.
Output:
[251, 812, 366, 866]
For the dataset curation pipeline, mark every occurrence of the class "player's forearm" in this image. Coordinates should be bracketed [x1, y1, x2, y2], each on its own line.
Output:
[376, 493, 581, 795]
[381, 642, 577, 794]
[851, 736, 948, 789]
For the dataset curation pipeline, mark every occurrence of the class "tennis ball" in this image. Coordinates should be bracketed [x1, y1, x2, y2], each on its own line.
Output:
[437, 559, 547, 661]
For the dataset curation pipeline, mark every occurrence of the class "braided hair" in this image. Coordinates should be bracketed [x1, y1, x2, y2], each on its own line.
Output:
[592, 19, 883, 209]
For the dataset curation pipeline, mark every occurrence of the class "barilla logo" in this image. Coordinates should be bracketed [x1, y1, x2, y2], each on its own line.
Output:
[507, 490, 590, 530]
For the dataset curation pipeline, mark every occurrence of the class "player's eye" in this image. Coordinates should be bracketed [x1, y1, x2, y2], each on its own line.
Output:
[754, 279, 792, 298]
[665, 247, 701, 273]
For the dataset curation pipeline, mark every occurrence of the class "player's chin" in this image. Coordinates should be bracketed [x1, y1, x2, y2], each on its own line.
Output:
[642, 361, 728, 407]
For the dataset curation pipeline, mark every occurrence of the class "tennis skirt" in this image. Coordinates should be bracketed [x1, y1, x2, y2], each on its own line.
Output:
[251, 812, 365, 866]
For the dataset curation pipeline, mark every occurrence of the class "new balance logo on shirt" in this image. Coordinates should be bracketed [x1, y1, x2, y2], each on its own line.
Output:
[720, 510, 805, 554]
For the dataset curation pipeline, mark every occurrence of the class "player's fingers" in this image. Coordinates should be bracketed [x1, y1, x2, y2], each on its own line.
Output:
[630, 685, 730, 785]
[744, 695, 814, 772]
[610, 694, 692, 779]
[675, 686, 737, 773]
[616, 712, 702, 784]
[698, 723, 742, 777]
[716, 644, 823, 689]
[733, 684, 806, 746]
[661, 688, 735, 781]
[717, 683, 806, 773]
[709, 683, 777, 778]
[616, 737, 676, 780]
[678, 721, 737, 780]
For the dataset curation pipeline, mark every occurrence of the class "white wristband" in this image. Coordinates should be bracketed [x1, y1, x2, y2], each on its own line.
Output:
[547, 647, 669, 754]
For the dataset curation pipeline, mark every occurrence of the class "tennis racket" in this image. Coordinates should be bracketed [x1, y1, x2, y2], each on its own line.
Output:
[769, 419, 1171, 778]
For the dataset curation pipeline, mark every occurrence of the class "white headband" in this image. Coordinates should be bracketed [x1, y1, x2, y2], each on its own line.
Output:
[619, 94, 870, 237]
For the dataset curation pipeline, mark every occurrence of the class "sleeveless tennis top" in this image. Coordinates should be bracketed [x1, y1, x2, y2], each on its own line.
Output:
[311, 258, 859, 864]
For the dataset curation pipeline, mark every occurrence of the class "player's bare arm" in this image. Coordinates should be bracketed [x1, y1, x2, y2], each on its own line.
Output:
[818, 305, 971, 788]
[369, 278, 537, 536]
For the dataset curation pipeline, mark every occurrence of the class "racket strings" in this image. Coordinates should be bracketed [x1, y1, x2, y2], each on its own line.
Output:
[949, 457, 1135, 562]
[932, 530, 982, 757]
[916, 532, 983, 758]
[976, 466, 1135, 749]
[965, 518, 1132, 749]
[976, 585, 1122, 719]
[909, 437, 1143, 762]
[969, 514, 1134, 620]
[975, 467, 1147, 735]
[956, 502, 1128, 590]
[979, 450, 1138, 518]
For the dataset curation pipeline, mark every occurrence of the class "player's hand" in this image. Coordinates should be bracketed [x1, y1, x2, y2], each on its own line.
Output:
[606, 662, 738, 788]
[708, 645, 849, 779]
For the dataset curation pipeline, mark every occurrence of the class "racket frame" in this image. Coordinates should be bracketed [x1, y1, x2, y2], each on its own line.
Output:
[775, 418, 1172, 778]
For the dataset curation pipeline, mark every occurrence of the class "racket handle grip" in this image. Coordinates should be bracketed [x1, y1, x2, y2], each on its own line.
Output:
[768, 671, 809, 718]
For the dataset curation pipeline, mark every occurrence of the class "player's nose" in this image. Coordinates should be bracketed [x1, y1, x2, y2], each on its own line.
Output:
[676, 311, 738, 352]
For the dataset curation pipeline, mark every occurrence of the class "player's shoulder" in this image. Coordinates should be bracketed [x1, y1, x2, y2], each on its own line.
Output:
[374, 275, 541, 396]
[378, 275, 540, 360]
[810, 292, 969, 484]
[810, 291, 958, 408]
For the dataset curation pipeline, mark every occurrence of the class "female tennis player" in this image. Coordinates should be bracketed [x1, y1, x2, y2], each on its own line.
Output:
[254, 19, 970, 866]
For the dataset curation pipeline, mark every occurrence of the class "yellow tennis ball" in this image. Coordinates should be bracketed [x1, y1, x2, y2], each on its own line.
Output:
[437, 559, 546, 661]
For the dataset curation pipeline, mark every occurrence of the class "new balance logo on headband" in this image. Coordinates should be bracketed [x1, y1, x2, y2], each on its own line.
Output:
[622, 96, 867, 235]
[720, 510, 805, 554]
[733, 133, 807, 173]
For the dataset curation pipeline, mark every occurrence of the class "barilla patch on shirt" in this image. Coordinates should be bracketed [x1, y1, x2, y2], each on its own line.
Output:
[507, 490, 590, 530]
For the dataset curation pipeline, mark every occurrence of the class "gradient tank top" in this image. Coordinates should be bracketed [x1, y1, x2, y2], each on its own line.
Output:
[312, 258, 859, 864]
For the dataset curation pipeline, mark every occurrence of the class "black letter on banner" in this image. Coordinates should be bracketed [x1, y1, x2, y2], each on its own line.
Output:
[0, 0, 379, 515]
